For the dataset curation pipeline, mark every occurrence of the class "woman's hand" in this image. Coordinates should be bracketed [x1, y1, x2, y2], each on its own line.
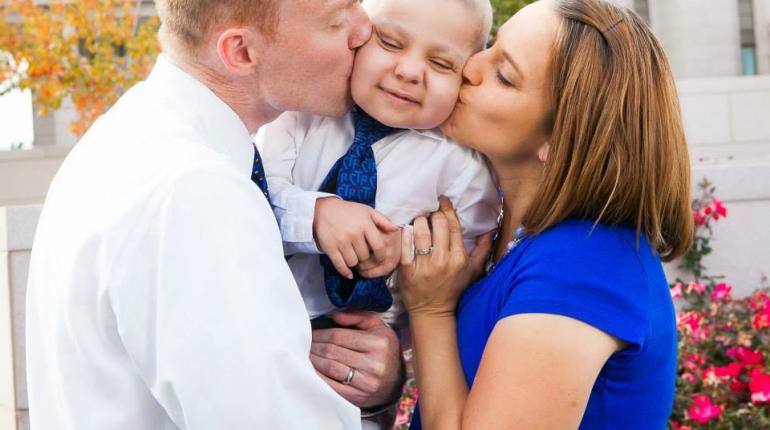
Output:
[399, 197, 493, 318]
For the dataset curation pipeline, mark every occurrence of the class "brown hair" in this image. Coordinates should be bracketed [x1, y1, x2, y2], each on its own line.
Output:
[156, 0, 279, 57]
[523, 0, 693, 262]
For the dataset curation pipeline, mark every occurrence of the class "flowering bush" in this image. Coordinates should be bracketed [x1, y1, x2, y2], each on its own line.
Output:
[670, 179, 770, 429]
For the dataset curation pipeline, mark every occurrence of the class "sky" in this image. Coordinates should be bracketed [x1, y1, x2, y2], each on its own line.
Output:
[0, 88, 34, 151]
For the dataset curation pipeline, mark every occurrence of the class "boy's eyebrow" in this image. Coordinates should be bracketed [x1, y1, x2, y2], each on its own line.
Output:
[377, 21, 465, 62]
[502, 50, 523, 78]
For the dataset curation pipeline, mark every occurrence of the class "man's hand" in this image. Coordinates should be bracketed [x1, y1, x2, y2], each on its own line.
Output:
[314, 198, 399, 279]
[310, 311, 404, 407]
[357, 228, 402, 279]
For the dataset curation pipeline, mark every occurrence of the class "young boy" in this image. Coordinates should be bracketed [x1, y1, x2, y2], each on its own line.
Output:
[257, 0, 499, 327]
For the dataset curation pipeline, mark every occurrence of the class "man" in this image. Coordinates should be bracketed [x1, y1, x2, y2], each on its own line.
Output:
[26, 1, 400, 428]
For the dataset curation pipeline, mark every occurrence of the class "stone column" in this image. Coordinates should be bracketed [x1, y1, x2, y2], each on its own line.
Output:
[0, 205, 38, 430]
[755, 0, 770, 74]
[647, 0, 742, 78]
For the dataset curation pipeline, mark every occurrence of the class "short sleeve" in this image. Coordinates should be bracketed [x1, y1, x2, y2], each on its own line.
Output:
[499, 223, 652, 349]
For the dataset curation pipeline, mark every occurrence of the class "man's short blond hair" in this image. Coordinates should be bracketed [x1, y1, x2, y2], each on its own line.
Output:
[156, 0, 279, 57]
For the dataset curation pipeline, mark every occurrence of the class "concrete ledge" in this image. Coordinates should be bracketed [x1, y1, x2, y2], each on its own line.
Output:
[0, 206, 42, 253]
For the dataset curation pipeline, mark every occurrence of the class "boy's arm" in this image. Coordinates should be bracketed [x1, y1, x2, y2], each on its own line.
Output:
[259, 113, 398, 278]
[442, 151, 500, 249]
[257, 112, 337, 255]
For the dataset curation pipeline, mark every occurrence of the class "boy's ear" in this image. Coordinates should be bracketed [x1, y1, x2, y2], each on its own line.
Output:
[537, 143, 550, 163]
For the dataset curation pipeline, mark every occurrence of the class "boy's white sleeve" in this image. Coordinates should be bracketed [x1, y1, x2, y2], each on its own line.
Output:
[443, 150, 500, 251]
[257, 112, 338, 255]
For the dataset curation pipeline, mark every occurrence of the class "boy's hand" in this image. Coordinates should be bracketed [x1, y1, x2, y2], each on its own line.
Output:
[357, 229, 401, 278]
[314, 197, 399, 279]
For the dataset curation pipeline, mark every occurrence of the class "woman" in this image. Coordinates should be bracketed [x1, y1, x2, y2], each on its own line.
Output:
[398, 0, 693, 429]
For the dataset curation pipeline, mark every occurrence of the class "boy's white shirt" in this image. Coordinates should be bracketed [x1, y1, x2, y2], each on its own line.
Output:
[25, 55, 362, 430]
[257, 110, 500, 319]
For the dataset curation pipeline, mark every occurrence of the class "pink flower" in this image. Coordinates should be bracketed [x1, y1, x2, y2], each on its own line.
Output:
[726, 347, 765, 366]
[687, 394, 722, 424]
[730, 379, 748, 393]
[714, 362, 743, 378]
[682, 372, 698, 383]
[753, 307, 770, 330]
[678, 312, 702, 332]
[750, 291, 770, 311]
[687, 282, 707, 294]
[710, 283, 732, 301]
[670, 283, 683, 299]
[749, 369, 770, 404]
[672, 421, 693, 430]
[710, 198, 727, 220]
[693, 210, 707, 226]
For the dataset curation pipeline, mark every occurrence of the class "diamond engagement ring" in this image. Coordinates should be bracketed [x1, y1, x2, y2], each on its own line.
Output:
[415, 247, 433, 256]
[343, 366, 356, 385]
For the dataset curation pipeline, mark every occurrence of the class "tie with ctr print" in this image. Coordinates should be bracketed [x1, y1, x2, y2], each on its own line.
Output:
[318, 107, 400, 312]
[251, 144, 270, 201]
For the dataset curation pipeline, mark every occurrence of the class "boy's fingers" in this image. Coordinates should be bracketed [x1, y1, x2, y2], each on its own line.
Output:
[370, 210, 398, 233]
[352, 236, 371, 263]
[364, 226, 388, 262]
[329, 251, 354, 279]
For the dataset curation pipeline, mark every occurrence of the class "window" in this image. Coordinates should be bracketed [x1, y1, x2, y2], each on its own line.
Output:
[633, 0, 650, 24]
[739, 0, 757, 76]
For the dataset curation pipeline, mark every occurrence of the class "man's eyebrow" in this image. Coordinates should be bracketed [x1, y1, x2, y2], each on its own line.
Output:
[502, 49, 523, 78]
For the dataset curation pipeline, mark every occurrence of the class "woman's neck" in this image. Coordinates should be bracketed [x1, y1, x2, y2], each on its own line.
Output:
[490, 157, 544, 261]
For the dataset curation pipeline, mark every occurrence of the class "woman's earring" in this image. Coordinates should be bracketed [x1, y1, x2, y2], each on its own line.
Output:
[537, 144, 550, 163]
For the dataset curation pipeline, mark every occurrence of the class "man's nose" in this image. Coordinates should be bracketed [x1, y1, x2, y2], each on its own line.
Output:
[349, 7, 372, 49]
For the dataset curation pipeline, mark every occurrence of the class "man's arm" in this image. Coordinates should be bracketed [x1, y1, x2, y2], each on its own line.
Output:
[109, 166, 361, 429]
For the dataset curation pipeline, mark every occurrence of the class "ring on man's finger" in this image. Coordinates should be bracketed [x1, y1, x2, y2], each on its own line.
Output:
[415, 247, 433, 256]
[342, 366, 356, 385]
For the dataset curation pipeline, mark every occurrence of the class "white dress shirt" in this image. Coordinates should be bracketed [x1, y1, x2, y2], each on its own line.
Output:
[257, 111, 500, 319]
[25, 55, 361, 430]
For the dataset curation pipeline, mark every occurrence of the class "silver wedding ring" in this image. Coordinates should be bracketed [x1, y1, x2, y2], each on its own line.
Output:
[415, 246, 433, 256]
[343, 366, 356, 385]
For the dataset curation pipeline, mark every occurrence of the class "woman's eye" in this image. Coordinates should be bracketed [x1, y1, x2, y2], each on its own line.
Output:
[496, 70, 514, 87]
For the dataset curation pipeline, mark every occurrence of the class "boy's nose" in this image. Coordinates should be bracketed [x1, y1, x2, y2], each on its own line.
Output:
[395, 57, 422, 85]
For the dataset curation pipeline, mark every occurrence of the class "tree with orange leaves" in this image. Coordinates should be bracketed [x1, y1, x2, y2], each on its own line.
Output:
[0, 0, 160, 137]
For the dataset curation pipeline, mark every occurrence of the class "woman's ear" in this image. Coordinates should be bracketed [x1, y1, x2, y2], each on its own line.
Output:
[537, 143, 550, 163]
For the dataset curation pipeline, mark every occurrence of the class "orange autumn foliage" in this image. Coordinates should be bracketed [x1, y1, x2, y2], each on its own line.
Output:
[0, 0, 160, 136]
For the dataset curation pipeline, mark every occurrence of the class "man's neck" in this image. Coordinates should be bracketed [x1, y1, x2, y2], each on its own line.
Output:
[169, 54, 281, 134]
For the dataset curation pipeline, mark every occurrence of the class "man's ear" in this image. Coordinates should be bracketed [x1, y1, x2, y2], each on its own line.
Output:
[537, 143, 550, 163]
[216, 28, 263, 76]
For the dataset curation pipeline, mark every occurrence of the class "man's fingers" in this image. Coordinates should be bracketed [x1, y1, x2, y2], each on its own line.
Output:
[439, 196, 465, 254]
[328, 250, 354, 279]
[328, 310, 385, 331]
[370, 210, 399, 233]
[312, 328, 384, 352]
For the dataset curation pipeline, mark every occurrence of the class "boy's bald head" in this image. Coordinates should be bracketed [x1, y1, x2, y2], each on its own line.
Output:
[363, 0, 493, 51]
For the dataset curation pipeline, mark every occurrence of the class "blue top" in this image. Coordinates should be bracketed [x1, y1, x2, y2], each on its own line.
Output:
[410, 219, 677, 429]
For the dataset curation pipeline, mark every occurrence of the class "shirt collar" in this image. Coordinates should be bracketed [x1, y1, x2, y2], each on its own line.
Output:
[408, 127, 446, 142]
[145, 54, 254, 177]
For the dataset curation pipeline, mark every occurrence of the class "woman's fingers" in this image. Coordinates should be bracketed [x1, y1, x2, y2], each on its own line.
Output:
[430, 210, 449, 260]
[412, 216, 432, 254]
[400, 224, 414, 266]
[468, 232, 494, 279]
[439, 196, 465, 256]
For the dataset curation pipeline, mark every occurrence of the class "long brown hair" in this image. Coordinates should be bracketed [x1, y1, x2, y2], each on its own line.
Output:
[523, 0, 693, 262]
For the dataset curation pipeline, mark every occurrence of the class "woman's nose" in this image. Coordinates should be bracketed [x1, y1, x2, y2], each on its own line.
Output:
[462, 51, 484, 86]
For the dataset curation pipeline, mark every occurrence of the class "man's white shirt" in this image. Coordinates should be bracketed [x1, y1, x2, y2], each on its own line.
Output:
[25, 55, 361, 430]
[257, 111, 500, 319]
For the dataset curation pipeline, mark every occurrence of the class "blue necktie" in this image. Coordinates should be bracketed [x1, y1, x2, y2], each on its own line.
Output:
[318, 108, 400, 312]
[252, 144, 270, 201]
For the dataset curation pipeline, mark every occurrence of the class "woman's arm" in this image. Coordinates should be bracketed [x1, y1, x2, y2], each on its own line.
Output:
[400, 199, 623, 430]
